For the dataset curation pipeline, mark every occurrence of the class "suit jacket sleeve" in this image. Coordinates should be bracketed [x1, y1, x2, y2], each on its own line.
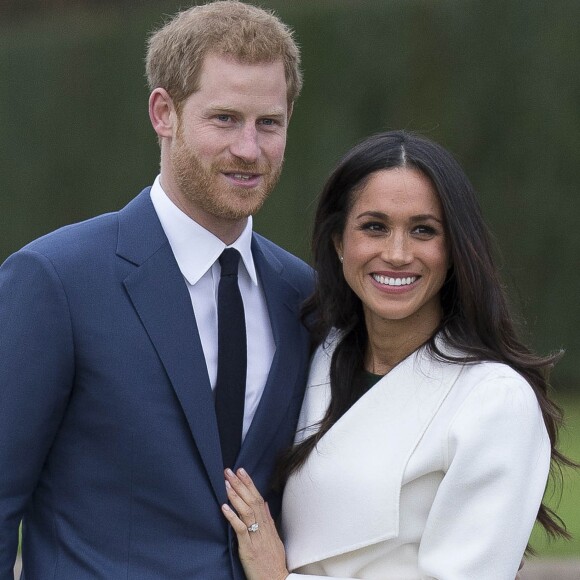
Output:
[0, 250, 75, 578]
[418, 370, 550, 579]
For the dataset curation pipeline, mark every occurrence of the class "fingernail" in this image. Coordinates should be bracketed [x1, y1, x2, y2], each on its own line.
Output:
[222, 503, 231, 511]
[226, 468, 235, 477]
[239, 467, 247, 476]
[225, 480, 231, 490]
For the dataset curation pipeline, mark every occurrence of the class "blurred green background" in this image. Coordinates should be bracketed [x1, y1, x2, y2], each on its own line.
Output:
[1, 0, 578, 558]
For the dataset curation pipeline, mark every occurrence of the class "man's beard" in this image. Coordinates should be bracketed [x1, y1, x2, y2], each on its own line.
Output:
[170, 138, 283, 222]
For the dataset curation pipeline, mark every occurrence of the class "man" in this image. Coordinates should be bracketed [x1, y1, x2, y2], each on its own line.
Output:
[0, 2, 313, 578]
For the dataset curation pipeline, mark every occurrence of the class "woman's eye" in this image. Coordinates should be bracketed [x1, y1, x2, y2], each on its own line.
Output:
[361, 222, 385, 233]
[413, 225, 437, 237]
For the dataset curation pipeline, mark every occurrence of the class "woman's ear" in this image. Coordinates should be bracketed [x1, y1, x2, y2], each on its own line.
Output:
[333, 235, 343, 263]
[149, 88, 177, 139]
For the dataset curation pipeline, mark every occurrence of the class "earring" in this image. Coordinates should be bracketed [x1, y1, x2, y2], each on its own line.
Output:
[338, 255, 343, 263]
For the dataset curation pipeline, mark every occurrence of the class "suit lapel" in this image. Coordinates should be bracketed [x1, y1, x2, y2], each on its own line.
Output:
[236, 237, 304, 473]
[117, 190, 225, 503]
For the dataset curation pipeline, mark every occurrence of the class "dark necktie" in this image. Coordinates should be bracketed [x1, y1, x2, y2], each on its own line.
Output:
[214, 248, 247, 469]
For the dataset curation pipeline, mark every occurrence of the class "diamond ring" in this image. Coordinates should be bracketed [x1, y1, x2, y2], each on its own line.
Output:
[247, 523, 259, 533]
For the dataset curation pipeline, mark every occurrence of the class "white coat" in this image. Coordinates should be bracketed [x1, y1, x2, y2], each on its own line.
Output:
[282, 335, 550, 579]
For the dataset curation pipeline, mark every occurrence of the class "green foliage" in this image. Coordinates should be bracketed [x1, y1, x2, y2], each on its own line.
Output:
[530, 395, 580, 557]
[1, 0, 580, 389]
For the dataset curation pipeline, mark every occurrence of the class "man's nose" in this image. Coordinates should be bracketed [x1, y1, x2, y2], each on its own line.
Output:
[229, 124, 260, 164]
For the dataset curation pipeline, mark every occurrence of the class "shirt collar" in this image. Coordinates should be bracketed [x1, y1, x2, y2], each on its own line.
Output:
[150, 175, 258, 286]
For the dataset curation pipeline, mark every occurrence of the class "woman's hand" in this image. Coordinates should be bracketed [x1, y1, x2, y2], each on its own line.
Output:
[222, 468, 289, 580]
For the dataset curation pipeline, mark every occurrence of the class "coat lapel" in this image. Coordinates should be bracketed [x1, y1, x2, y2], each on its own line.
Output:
[117, 190, 225, 503]
[283, 337, 464, 571]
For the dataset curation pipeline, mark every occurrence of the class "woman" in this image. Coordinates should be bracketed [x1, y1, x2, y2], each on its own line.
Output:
[221, 131, 570, 579]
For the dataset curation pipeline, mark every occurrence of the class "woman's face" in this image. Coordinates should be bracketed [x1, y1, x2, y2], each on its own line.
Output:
[335, 167, 449, 336]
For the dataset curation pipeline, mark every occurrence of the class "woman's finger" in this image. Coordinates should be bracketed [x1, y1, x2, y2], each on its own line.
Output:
[225, 468, 267, 522]
[225, 468, 261, 502]
[236, 467, 261, 495]
[221, 503, 249, 536]
[225, 479, 257, 525]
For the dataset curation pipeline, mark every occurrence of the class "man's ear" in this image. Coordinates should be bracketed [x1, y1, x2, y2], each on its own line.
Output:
[287, 102, 294, 123]
[149, 88, 177, 139]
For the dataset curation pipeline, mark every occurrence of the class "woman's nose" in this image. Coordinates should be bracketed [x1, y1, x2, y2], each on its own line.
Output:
[382, 233, 412, 266]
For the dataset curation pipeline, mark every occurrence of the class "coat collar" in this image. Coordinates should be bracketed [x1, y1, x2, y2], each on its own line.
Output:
[283, 335, 463, 570]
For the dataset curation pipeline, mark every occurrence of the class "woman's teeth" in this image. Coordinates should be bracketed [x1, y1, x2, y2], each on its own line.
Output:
[372, 275, 417, 286]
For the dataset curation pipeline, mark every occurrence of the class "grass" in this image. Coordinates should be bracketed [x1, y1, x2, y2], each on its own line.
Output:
[530, 394, 580, 558]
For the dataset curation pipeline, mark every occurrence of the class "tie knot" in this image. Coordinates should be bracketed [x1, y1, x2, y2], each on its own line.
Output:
[219, 248, 241, 278]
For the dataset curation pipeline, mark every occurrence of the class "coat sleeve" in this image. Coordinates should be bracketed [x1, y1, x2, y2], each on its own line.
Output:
[0, 250, 75, 578]
[417, 370, 551, 580]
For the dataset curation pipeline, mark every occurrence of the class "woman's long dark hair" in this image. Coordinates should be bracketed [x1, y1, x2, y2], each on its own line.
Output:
[279, 130, 574, 541]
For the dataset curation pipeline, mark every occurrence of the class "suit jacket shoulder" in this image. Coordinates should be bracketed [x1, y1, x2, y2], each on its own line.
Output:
[252, 232, 314, 295]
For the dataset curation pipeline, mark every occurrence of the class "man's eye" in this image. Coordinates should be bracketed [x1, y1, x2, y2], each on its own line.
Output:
[216, 114, 232, 122]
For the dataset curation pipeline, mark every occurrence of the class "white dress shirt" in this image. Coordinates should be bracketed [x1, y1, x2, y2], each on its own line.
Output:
[150, 176, 275, 438]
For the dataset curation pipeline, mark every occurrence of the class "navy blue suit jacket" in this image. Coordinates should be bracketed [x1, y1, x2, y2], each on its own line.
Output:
[0, 189, 314, 579]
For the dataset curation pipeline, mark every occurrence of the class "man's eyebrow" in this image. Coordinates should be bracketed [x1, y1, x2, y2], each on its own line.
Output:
[205, 105, 287, 117]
